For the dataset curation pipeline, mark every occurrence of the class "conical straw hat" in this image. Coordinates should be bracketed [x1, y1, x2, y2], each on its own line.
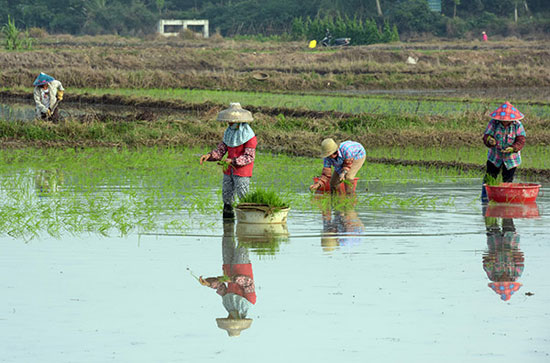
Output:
[489, 101, 524, 121]
[217, 103, 253, 123]
[320, 138, 339, 158]
[216, 318, 253, 337]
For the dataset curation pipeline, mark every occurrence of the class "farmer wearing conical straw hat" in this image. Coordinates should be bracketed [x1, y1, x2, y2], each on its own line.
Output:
[199, 103, 257, 219]
[481, 101, 526, 202]
[198, 221, 255, 337]
[310, 138, 366, 194]
[32, 72, 64, 122]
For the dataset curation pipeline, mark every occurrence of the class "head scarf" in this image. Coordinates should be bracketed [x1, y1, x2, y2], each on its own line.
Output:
[223, 123, 255, 147]
[33, 72, 55, 86]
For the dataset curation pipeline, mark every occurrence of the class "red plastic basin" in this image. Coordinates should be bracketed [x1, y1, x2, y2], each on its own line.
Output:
[484, 183, 541, 204]
[313, 177, 358, 194]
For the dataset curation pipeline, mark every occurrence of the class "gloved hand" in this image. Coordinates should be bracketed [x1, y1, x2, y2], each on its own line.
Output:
[486, 135, 496, 146]
[503, 147, 514, 153]
[57, 90, 64, 101]
[46, 109, 52, 118]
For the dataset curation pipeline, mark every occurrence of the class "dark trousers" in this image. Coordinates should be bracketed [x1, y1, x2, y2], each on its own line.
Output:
[484, 160, 516, 183]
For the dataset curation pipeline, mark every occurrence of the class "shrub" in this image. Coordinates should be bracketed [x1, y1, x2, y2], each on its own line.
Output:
[2, 15, 33, 50]
[28, 27, 48, 38]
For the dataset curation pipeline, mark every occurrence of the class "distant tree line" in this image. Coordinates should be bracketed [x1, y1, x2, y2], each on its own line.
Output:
[0, 0, 548, 39]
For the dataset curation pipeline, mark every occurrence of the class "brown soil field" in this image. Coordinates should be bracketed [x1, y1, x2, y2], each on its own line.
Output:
[1, 36, 550, 94]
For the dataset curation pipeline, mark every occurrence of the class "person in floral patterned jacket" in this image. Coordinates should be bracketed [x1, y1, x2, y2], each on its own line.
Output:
[482, 101, 526, 202]
[200, 103, 257, 219]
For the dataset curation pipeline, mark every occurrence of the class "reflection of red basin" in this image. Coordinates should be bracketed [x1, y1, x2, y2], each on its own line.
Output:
[484, 183, 541, 203]
[313, 177, 358, 194]
[485, 202, 540, 219]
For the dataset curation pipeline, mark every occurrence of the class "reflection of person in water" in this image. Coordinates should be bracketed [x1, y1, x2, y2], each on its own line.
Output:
[199, 221, 256, 336]
[321, 207, 365, 252]
[483, 217, 524, 301]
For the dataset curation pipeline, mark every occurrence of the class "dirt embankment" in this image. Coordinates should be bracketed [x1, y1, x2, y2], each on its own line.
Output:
[2, 38, 550, 92]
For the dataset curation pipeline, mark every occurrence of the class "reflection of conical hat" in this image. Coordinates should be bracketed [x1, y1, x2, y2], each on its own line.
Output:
[488, 282, 522, 301]
[489, 101, 524, 121]
[216, 318, 253, 337]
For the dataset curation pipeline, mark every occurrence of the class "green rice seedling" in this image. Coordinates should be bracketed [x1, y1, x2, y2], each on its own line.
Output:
[218, 275, 231, 282]
[238, 236, 289, 258]
[217, 159, 234, 173]
[484, 174, 503, 186]
[238, 188, 289, 209]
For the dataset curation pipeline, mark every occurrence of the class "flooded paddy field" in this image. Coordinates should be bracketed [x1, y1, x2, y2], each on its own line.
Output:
[0, 148, 549, 362]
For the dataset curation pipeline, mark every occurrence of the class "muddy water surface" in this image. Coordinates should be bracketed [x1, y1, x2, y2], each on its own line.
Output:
[1, 178, 549, 363]
[0, 101, 183, 122]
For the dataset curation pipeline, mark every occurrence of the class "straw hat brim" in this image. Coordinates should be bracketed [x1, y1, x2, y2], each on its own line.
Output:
[216, 318, 253, 337]
[252, 72, 269, 81]
[216, 103, 254, 123]
[320, 138, 339, 157]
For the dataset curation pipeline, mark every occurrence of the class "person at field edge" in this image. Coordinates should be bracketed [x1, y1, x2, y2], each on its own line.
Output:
[33, 72, 64, 122]
[481, 102, 526, 202]
[310, 138, 366, 194]
[482, 31, 488, 42]
[199, 103, 257, 219]
[198, 220, 255, 337]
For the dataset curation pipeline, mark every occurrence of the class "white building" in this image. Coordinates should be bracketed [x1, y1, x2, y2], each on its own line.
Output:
[157, 19, 209, 38]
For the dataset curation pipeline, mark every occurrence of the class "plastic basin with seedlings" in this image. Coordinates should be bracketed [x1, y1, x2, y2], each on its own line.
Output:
[483, 183, 541, 204]
[235, 189, 290, 224]
[235, 203, 290, 224]
[313, 177, 358, 194]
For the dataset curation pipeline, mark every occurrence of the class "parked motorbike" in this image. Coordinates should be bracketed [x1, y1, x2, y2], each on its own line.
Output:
[320, 30, 351, 47]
